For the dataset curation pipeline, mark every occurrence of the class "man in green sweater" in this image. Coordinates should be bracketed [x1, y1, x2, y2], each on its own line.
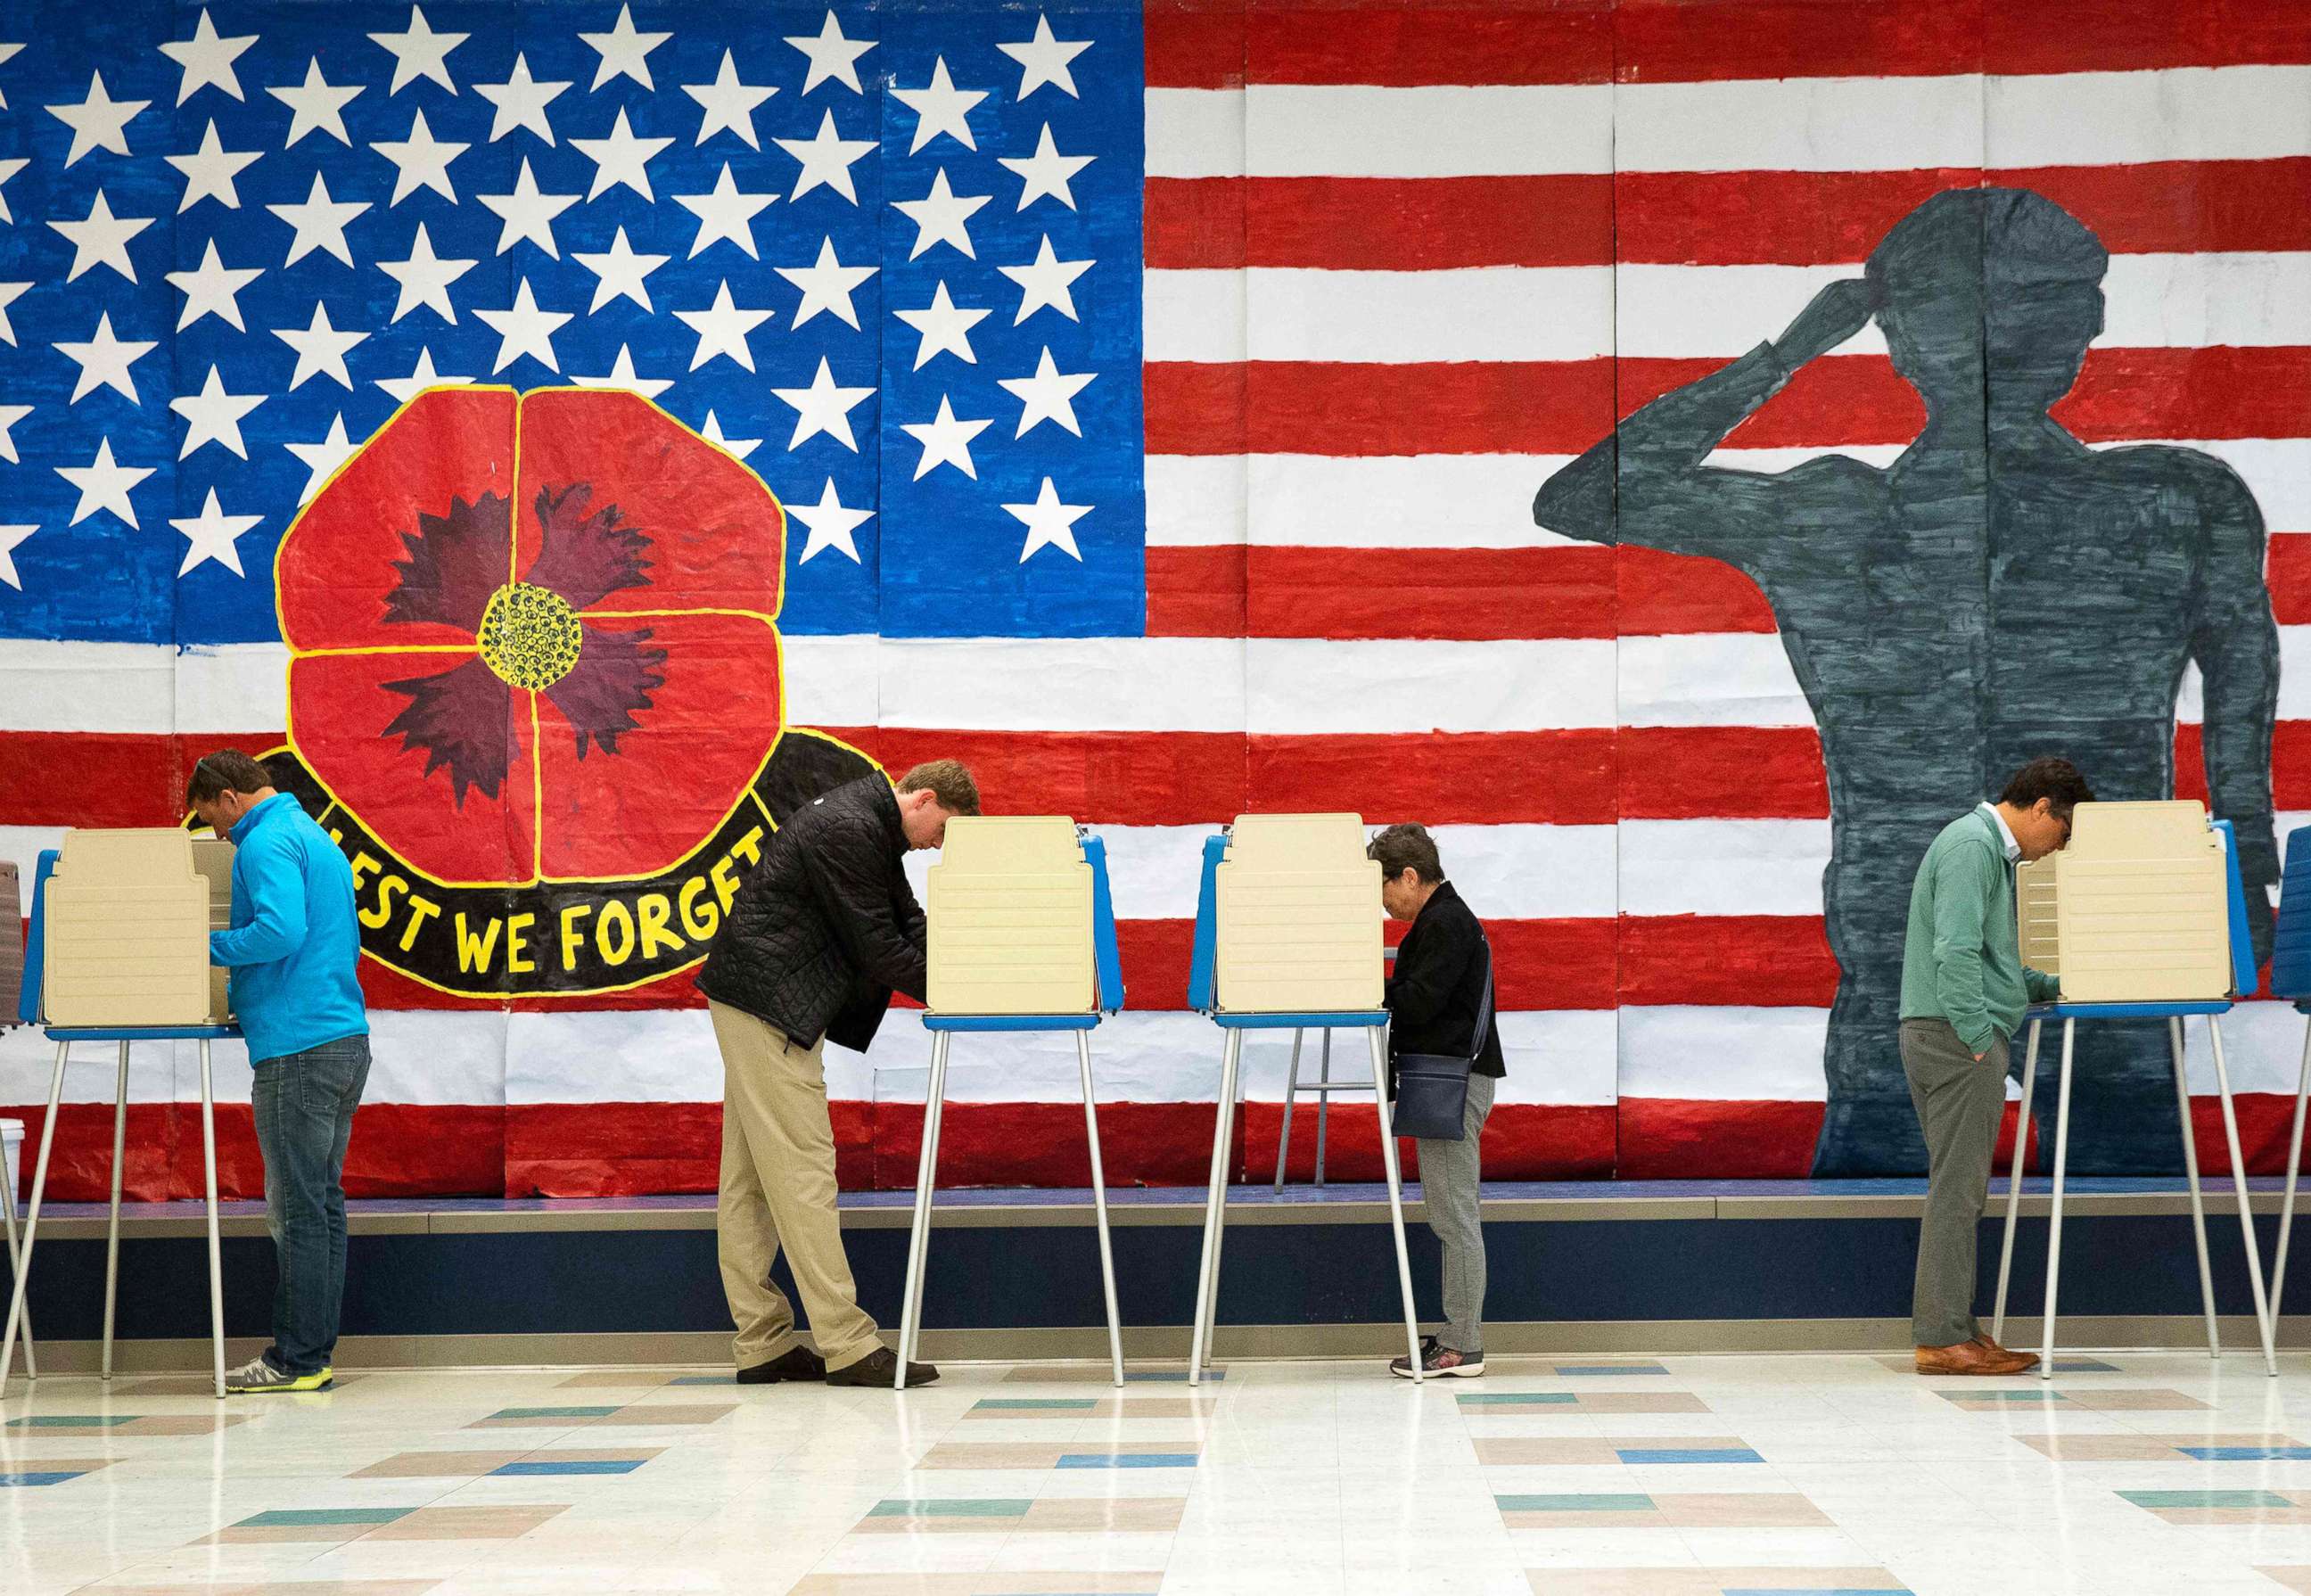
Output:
[1900, 756, 2094, 1376]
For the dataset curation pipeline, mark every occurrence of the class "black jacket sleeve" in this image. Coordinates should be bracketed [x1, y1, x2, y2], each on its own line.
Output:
[801, 813, 929, 1002]
[1387, 909, 1477, 1039]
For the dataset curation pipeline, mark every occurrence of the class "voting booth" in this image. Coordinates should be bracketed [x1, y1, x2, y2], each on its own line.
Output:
[900, 818, 1126, 1388]
[5, 828, 235, 1398]
[1989, 802, 2275, 1377]
[1184, 815, 1424, 1383]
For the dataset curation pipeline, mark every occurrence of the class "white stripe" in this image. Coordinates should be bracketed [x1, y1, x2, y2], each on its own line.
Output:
[1624, 629, 2311, 728]
[1149, 68, 2311, 180]
[0, 635, 884, 737]
[0, 1010, 506, 1107]
[1705, 440, 2311, 531]
[1246, 638, 1615, 733]
[1986, 65, 2311, 169]
[1616, 1005, 1830, 1101]
[16, 1000, 2307, 1115]
[502, 1006, 1618, 1107]
[1148, 258, 2311, 365]
[1616, 255, 2311, 358]
[1147, 85, 1616, 180]
[1145, 85, 1245, 179]
[905, 823, 1620, 922]
[1619, 819, 1830, 919]
[1149, 440, 2311, 552]
[1147, 267, 1617, 364]
[19, 626, 2311, 736]
[1616, 75, 1986, 174]
[1617, 634, 1813, 728]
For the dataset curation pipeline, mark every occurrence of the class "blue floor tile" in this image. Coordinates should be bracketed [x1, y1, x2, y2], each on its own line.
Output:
[0, 1472, 86, 1487]
[489, 1459, 648, 1476]
[1616, 1447, 1764, 1465]
[1054, 1453, 1198, 1468]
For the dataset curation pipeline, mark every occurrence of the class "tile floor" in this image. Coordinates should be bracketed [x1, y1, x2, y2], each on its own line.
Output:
[9, 1353, 2311, 1592]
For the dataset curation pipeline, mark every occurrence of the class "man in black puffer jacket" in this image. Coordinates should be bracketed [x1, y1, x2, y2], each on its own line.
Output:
[697, 760, 980, 1390]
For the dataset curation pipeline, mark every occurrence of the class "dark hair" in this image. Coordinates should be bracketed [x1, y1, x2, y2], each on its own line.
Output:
[186, 750, 274, 806]
[897, 759, 982, 817]
[1366, 822, 1443, 885]
[1998, 756, 2094, 819]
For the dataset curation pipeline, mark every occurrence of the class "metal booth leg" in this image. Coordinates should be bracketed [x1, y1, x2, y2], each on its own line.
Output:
[2169, 1015, 2222, 1358]
[2205, 1017, 2278, 1376]
[2, 1040, 70, 1393]
[199, 1040, 226, 1400]
[1992, 1018, 2042, 1345]
[2041, 1019, 2077, 1380]
[1365, 1026, 1424, 1383]
[1276, 1030, 1304, 1193]
[1075, 1030, 1124, 1386]
[1315, 1030, 1334, 1188]
[0, 1125, 31, 1382]
[102, 1041, 127, 1382]
[2272, 1023, 2311, 1337]
[898, 1030, 951, 1392]
[1188, 1029, 1241, 1387]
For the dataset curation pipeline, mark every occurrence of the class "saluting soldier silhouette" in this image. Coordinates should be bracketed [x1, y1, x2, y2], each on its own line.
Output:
[1534, 187, 2280, 1176]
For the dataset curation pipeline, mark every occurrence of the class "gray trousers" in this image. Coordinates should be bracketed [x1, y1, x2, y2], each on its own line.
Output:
[1900, 1018, 2011, 1347]
[1415, 1072, 1496, 1353]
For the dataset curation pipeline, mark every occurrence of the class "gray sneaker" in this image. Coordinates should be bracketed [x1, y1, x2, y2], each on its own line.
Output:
[224, 1355, 333, 1393]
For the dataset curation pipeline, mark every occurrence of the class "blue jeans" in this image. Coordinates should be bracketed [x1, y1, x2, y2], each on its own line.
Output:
[250, 1034, 371, 1376]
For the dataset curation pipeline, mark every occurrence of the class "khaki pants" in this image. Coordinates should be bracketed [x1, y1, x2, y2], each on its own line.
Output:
[711, 1001, 883, 1372]
[1900, 1017, 2011, 1348]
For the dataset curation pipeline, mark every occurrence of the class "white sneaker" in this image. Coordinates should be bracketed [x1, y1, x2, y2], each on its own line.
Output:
[224, 1355, 333, 1393]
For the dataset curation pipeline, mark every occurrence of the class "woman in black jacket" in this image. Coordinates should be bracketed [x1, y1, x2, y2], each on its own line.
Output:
[1369, 823, 1504, 1378]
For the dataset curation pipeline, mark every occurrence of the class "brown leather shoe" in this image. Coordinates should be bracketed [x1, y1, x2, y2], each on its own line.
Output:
[1916, 1340, 2036, 1376]
[1969, 1332, 2042, 1370]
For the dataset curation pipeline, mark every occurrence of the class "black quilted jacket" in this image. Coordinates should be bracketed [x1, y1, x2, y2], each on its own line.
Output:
[697, 777, 929, 1053]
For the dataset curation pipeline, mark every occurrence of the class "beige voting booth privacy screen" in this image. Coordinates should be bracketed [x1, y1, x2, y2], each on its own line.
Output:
[41, 830, 232, 1029]
[1215, 813, 1384, 1015]
[2014, 801, 2233, 1004]
[926, 817, 1095, 1016]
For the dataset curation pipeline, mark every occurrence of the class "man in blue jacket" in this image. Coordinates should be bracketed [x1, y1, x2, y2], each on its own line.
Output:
[188, 752, 370, 1394]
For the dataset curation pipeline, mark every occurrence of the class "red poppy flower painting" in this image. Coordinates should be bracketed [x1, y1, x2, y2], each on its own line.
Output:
[276, 387, 786, 887]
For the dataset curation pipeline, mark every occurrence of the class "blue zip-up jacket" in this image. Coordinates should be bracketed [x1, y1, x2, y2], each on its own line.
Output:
[210, 794, 368, 1063]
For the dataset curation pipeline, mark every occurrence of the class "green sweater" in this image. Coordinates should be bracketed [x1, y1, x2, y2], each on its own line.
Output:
[1898, 804, 2060, 1056]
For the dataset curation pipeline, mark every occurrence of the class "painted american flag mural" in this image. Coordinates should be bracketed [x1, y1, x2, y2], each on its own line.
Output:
[2, 0, 2309, 1198]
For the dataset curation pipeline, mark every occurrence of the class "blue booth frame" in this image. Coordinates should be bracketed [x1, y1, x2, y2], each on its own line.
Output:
[1183, 830, 1426, 1386]
[6, 849, 234, 1399]
[896, 830, 1129, 1390]
[1988, 820, 2277, 1378]
[2257, 824, 2311, 1333]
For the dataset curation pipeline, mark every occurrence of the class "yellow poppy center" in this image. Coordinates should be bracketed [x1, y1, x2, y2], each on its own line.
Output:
[477, 582, 582, 690]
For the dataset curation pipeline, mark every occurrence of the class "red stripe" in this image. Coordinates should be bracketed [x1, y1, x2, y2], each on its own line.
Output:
[1, 1103, 505, 1203]
[2270, 534, 2311, 626]
[1142, 5, 1244, 92]
[1144, 546, 1777, 639]
[21, 1093, 2305, 1198]
[347, 911, 1834, 1016]
[1147, 161, 2311, 271]
[1147, 0, 2311, 89]
[1621, 160, 2311, 267]
[1161, 532, 2299, 641]
[505, 1099, 1620, 1195]
[1612, 0, 2311, 81]
[1144, 3, 1613, 89]
[1144, 544, 1246, 636]
[1147, 349, 2311, 457]
[1146, 175, 1617, 271]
